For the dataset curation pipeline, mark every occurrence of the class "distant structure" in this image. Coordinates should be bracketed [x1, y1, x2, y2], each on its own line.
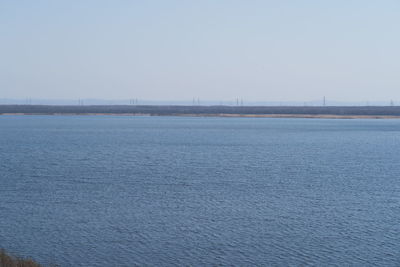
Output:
[130, 99, 138, 105]
[390, 100, 394, 106]
[323, 96, 326, 107]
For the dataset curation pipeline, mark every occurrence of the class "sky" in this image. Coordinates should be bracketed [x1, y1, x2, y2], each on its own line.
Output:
[1, 0, 400, 103]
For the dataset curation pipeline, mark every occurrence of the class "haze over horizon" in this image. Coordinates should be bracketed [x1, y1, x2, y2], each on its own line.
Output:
[1, 1, 400, 102]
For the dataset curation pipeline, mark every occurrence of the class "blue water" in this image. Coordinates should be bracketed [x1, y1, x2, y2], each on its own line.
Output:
[1, 115, 400, 266]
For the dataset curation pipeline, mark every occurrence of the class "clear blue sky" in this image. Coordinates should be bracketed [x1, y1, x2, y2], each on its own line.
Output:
[1, 0, 399, 102]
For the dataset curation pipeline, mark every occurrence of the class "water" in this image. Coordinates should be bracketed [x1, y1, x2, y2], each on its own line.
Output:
[1, 115, 400, 266]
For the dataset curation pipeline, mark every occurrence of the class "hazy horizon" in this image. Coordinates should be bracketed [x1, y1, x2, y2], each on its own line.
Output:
[1, 97, 398, 107]
[1, 1, 400, 101]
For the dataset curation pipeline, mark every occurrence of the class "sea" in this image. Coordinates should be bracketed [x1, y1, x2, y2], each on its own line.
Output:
[1, 115, 400, 266]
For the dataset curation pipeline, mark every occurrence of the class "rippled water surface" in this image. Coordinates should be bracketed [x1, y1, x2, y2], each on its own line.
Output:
[1, 115, 400, 266]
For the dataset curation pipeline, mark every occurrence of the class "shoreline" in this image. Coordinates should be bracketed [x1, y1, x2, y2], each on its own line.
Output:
[1, 113, 400, 119]
[2, 105, 400, 119]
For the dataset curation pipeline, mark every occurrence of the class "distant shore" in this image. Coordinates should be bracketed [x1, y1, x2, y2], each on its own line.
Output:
[1, 113, 400, 119]
[1, 105, 400, 119]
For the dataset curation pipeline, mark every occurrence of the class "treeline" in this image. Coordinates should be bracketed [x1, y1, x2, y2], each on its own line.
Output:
[1, 105, 400, 116]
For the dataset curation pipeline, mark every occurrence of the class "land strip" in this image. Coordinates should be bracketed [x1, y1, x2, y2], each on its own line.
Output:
[1, 105, 400, 119]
